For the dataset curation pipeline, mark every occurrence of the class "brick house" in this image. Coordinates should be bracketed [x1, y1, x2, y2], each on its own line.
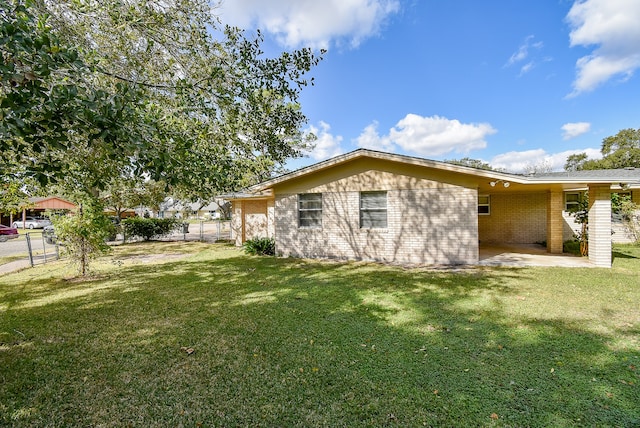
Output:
[228, 149, 640, 268]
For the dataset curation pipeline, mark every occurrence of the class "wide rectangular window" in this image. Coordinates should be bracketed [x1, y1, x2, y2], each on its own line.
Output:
[298, 193, 322, 228]
[360, 191, 387, 228]
[478, 195, 490, 215]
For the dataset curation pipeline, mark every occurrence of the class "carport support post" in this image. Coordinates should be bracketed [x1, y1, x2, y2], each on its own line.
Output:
[588, 184, 612, 268]
[547, 191, 564, 254]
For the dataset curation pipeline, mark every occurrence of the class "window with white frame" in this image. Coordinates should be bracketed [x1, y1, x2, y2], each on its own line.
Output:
[565, 192, 581, 212]
[478, 195, 490, 215]
[298, 193, 322, 228]
[360, 191, 387, 228]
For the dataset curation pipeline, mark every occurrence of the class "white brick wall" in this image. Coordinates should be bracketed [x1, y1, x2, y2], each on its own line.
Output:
[589, 185, 612, 267]
[275, 187, 478, 265]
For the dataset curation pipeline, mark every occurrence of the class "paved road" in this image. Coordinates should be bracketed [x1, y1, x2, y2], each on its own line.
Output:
[0, 236, 29, 257]
[0, 232, 52, 257]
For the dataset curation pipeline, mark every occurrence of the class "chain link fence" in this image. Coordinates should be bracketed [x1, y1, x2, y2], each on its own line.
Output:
[0, 231, 61, 271]
[152, 220, 232, 242]
[1, 220, 232, 273]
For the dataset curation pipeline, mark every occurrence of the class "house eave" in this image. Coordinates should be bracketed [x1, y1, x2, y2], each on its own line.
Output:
[249, 149, 530, 192]
[236, 149, 640, 197]
[222, 190, 274, 201]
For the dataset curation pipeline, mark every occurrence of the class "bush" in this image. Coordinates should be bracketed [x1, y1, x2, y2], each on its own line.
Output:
[51, 200, 115, 276]
[563, 239, 582, 256]
[243, 237, 275, 256]
[122, 217, 180, 241]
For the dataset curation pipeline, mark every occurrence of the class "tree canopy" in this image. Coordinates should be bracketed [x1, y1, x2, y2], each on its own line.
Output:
[444, 157, 500, 171]
[1, 0, 323, 199]
[564, 128, 640, 171]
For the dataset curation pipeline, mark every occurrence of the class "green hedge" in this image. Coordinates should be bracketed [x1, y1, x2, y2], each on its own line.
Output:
[122, 217, 181, 241]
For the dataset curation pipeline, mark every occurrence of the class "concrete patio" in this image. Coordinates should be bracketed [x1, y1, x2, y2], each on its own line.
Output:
[478, 243, 594, 268]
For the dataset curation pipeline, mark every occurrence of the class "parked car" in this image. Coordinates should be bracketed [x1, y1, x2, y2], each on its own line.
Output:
[12, 216, 52, 229]
[0, 224, 19, 242]
[43, 225, 56, 245]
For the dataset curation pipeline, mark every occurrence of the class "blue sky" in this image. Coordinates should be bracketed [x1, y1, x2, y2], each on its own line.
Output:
[218, 0, 640, 173]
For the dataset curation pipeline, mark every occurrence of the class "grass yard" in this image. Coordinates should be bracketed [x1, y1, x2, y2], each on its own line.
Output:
[1, 242, 639, 427]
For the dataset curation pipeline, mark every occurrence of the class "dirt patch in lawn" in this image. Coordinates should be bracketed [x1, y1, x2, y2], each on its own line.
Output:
[115, 253, 188, 265]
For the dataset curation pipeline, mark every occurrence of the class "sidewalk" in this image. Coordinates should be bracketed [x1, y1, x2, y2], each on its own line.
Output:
[0, 259, 31, 275]
[0, 254, 55, 276]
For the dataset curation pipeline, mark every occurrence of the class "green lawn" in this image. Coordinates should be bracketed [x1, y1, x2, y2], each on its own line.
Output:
[1, 242, 639, 427]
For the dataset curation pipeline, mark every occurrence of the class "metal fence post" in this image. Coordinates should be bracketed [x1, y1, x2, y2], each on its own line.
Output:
[200, 220, 204, 241]
[42, 233, 47, 263]
[25, 233, 34, 267]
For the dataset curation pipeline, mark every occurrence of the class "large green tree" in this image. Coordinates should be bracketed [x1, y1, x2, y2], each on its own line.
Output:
[101, 178, 167, 220]
[2, 0, 322, 275]
[1, 0, 323, 198]
[564, 128, 640, 171]
[1, 0, 140, 188]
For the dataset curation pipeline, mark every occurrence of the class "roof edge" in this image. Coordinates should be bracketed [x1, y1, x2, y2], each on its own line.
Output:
[236, 149, 640, 197]
[249, 149, 525, 192]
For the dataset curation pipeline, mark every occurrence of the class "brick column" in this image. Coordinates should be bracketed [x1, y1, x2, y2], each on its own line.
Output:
[267, 198, 275, 238]
[588, 185, 612, 268]
[230, 201, 244, 246]
[547, 191, 564, 254]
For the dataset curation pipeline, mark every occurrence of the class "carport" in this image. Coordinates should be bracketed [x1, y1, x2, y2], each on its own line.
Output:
[9, 197, 77, 226]
[477, 169, 640, 268]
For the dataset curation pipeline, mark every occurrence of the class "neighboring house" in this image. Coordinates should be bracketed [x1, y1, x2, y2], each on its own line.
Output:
[190, 201, 224, 220]
[228, 149, 640, 268]
[157, 198, 185, 218]
[158, 198, 224, 220]
[103, 208, 137, 219]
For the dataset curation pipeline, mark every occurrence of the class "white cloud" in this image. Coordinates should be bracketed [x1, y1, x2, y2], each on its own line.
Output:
[390, 114, 496, 156]
[561, 122, 592, 140]
[506, 35, 545, 72]
[356, 114, 497, 157]
[490, 148, 602, 173]
[566, 0, 640, 96]
[218, 0, 400, 49]
[519, 61, 535, 76]
[507, 35, 533, 65]
[355, 121, 394, 152]
[305, 121, 344, 160]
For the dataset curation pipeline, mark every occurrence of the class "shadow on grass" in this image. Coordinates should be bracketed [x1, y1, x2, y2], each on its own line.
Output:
[1, 248, 639, 427]
[613, 251, 639, 260]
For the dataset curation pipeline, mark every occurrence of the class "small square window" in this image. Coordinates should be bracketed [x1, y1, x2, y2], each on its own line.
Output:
[478, 195, 490, 215]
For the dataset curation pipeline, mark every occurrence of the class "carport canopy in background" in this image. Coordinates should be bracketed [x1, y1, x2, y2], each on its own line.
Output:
[28, 196, 77, 211]
[12, 197, 78, 224]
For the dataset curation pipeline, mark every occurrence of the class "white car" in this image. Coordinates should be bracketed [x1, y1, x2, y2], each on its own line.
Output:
[12, 216, 52, 229]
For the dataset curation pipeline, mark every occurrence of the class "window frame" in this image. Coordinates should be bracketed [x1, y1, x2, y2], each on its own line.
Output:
[360, 191, 388, 229]
[478, 194, 490, 216]
[565, 192, 582, 212]
[298, 193, 322, 228]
